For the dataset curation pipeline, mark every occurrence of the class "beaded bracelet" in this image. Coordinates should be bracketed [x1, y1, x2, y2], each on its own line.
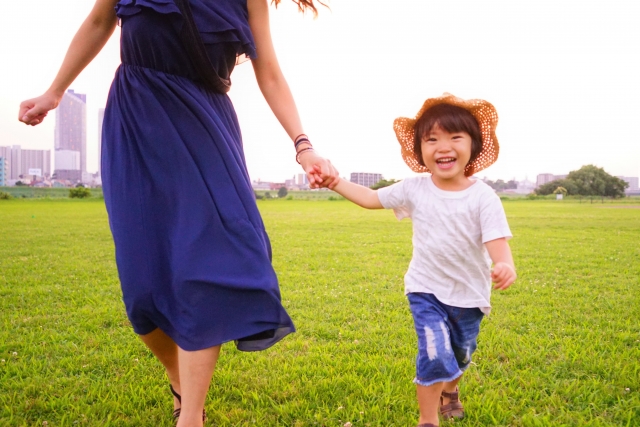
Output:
[294, 138, 312, 150]
[294, 133, 308, 143]
[296, 147, 315, 164]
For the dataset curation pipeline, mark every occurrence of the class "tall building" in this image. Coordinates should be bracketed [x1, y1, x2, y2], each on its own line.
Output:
[350, 172, 383, 188]
[536, 173, 567, 188]
[54, 89, 86, 180]
[98, 108, 105, 176]
[0, 145, 51, 179]
[0, 157, 7, 186]
[617, 176, 639, 194]
[0, 146, 11, 179]
[296, 173, 308, 186]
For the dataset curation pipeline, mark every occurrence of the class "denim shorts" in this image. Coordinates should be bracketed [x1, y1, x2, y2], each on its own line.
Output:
[407, 293, 484, 387]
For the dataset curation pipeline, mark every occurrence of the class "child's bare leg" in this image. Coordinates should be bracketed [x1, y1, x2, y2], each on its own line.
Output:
[176, 345, 221, 427]
[442, 374, 462, 404]
[139, 328, 181, 409]
[416, 382, 444, 426]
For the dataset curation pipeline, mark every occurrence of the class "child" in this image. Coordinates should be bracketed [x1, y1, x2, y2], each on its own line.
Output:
[332, 93, 516, 427]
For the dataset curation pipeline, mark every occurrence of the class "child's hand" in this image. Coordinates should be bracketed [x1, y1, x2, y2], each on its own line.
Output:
[491, 262, 516, 290]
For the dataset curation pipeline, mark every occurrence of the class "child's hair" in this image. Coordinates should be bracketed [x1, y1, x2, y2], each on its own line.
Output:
[413, 103, 483, 174]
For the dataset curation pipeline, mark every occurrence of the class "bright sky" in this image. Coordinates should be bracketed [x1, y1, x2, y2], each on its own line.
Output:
[1, 0, 639, 183]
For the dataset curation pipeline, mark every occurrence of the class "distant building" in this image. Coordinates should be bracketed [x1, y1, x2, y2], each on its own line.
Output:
[251, 180, 271, 190]
[350, 172, 383, 188]
[55, 150, 80, 170]
[536, 173, 567, 188]
[617, 176, 639, 195]
[510, 178, 536, 194]
[82, 172, 96, 185]
[55, 89, 87, 178]
[0, 157, 7, 186]
[98, 108, 105, 176]
[0, 145, 51, 179]
[54, 170, 82, 182]
[269, 182, 286, 191]
[296, 173, 308, 186]
[0, 147, 11, 179]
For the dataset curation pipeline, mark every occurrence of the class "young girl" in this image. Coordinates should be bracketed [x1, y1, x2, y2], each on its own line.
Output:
[332, 93, 517, 427]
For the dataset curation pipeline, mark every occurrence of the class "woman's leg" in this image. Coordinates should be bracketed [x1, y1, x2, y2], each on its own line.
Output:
[176, 345, 221, 427]
[139, 328, 181, 410]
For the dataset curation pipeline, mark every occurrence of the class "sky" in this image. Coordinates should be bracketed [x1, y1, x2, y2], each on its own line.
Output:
[1, 0, 639, 183]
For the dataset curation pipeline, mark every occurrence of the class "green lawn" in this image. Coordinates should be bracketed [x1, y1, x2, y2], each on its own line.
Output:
[0, 199, 638, 426]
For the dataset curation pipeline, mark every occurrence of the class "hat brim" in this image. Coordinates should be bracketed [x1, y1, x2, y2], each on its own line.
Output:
[393, 94, 499, 175]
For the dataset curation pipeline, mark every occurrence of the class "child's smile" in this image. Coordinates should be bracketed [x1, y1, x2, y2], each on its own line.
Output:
[422, 125, 473, 191]
[435, 156, 458, 170]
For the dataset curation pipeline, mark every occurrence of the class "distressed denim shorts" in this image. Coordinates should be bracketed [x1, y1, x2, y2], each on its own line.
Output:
[407, 292, 484, 387]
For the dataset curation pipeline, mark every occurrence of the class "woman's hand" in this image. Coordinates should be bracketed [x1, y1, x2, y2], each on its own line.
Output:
[19, 92, 61, 126]
[298, 150, 340, 189]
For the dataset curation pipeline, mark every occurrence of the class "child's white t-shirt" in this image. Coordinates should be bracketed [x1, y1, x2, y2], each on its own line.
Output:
[377, 175, 512, 313]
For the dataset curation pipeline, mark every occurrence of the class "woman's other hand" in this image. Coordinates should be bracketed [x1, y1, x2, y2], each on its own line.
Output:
[298, 151, 340, 189]
[19, 92, 61, 126]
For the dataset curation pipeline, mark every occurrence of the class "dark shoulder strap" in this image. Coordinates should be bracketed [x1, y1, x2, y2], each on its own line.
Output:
[174, 0, 231, 93]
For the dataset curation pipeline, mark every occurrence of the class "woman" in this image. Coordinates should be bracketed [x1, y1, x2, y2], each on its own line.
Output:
[19, 0, 338, 425]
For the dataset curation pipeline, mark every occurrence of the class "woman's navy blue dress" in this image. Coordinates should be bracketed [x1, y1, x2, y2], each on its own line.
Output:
[101, 0, 294, 351]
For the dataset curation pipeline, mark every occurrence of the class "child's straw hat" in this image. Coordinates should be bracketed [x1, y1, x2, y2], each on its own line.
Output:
[393, 93, 499, 175]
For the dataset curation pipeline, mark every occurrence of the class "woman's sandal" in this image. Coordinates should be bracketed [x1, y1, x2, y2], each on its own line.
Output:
[416, 424, 438, 427]
[170, 384, 207, 422]
[440, 387, 464, 420]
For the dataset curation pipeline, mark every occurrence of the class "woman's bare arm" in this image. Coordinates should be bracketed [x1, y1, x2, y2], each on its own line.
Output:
[247, 0, 339, 188]
[19, 0, 119, 126]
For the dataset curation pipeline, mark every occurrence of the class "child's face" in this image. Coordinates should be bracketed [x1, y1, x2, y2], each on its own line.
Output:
[421, 124, 472, 189]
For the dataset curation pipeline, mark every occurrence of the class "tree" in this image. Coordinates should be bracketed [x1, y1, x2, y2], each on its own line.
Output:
[536, 179, 572, 196]
[278, 186, 288, 198]
[69, 187, 92, 199]
[535, 165, 627, 198]
[483, 179, 517, 191]
[371, 179, 399, 190]
[566, 165, 627, 198]
[553, 186, 567, 197]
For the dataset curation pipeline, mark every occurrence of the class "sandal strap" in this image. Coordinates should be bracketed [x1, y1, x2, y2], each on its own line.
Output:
[170, 384, 182, 403]
[172, 408, 181, 419]
[416, 424, 438, 427]
[170, 384, 206, 422]
[441, 388, 459, 402]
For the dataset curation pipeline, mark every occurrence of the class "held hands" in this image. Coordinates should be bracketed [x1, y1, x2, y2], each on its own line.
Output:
[18, 92, 61, 126]
[298, 150, 340, 189]
[491, 262, 517, 290]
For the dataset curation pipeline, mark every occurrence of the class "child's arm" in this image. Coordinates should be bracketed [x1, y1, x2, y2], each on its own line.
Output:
[485, 238, 516, 290]
[332, 179, 384, 209]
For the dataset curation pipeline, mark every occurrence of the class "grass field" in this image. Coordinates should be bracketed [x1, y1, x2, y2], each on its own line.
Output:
[0, 199, 639, 426]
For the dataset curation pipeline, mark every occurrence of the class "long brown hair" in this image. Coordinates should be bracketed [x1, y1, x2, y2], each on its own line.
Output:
[271, 0, 329, 16]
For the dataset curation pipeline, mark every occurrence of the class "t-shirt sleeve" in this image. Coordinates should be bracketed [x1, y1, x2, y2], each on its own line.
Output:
[480, 191, 512, 243]
[377, 179, 413, 220]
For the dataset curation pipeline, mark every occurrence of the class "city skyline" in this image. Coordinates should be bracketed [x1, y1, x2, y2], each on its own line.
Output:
[2, 0, 639, 183]
[53, 89, 87, 182]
